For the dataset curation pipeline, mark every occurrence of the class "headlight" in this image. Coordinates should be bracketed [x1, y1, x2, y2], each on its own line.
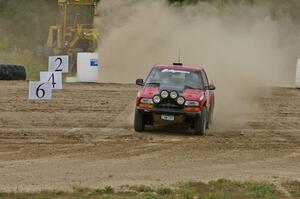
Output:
[160, 90, 169, 99]
[176, 96, 185, 105]
[152, 95, 162, 104]
[140, 98, 153, 104]
[170, 91, 178, 99]
[185, 101, 200, 106]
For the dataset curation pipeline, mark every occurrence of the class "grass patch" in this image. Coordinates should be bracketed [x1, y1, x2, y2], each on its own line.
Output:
[0, 180, 296, 199]
[130, 185, 155, 193]
[245, 183, 277, 198]
[103, 186, 114, 194]
[282, 181, 300, 198]
[202, 192, 232, 199]
[157, 187, 172, 195]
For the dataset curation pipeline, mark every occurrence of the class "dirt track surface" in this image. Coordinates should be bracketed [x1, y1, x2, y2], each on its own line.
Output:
[0, 81, 299, 191]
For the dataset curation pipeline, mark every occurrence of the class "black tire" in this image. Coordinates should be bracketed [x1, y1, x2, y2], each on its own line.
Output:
[194, 107, 207, 136]
[10, 65, 18, 80]
[134, 109, 145, 132]
[16, 65, 26, 80]
[14, 65, 21, 80]
[5, 65, 14, 80]
[0, 65, 26, 80]
[0, 66, 5, 80]
[3, 65, 11, 80]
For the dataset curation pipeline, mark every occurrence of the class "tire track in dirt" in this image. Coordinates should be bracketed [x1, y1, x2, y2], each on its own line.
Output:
[0, 81, 299, 191]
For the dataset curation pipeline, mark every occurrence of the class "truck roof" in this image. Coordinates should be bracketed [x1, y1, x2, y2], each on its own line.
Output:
[153, 64, 203, 72]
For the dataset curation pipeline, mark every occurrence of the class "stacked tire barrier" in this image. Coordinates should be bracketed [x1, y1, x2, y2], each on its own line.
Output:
[0, 65, 26, 80]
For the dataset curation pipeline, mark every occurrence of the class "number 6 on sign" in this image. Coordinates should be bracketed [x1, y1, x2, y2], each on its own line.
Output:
[40, 72, 62, 90]
[29, 82, 52, 100]
[48, 55, 69, 73]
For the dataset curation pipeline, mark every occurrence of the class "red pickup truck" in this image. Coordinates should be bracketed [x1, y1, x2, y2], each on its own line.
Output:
[135, 63, 216, 135]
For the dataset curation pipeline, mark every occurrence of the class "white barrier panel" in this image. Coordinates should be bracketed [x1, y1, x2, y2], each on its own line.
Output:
[77, 53, 99, 82]
[297, 59, 300, 88]
[29, 81, 52, 100]
[40, 72, 62, 90]
[48, 55, 69, 73]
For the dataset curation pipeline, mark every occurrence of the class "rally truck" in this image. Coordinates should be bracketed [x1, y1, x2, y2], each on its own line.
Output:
[134, 63, 216, 135]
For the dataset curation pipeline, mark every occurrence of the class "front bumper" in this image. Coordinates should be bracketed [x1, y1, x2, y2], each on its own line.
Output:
[137, 107, 200, 117]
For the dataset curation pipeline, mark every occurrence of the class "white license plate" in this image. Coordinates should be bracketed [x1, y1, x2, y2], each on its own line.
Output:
[161, 114, 175, 121]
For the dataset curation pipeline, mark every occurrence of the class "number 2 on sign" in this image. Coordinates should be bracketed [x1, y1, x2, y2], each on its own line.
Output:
[55, 57, 63, 72]
[48, 55, 68, 73]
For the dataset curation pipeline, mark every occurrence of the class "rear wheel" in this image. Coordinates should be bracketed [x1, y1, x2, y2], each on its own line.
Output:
[134, 109, 145, 132]
[194, 107, 207, 136]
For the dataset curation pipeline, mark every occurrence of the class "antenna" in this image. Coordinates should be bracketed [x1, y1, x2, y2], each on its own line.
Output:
[173, 48, 183, 66]
[178, 48, 181, 63]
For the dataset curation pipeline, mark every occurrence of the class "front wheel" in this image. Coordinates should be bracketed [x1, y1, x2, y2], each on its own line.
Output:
[194, 107, 207, 136]
[134, 109, 145, 132]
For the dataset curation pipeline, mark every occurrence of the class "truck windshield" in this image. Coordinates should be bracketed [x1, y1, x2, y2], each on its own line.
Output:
[67, 5, 93, 26]
[146, 68, 204, 89]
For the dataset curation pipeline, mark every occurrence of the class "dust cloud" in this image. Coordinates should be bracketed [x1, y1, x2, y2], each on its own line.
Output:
[96, 0, 298, 126]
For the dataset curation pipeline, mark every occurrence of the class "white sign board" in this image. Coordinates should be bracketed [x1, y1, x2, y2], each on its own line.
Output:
[29, 81, 52, 100]
[77, 53, 99, 82]
[296, 59, 300, 88]
[48, 55, 69, 73]
[40, 72, 62, 90]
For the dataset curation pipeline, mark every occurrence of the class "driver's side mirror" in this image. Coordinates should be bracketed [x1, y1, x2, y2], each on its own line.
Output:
[207, 85, 216, 90]
[136, 79, 144, 86]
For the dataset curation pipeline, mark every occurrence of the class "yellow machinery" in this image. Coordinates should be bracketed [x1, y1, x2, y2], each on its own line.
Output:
[47, 0, 98, 73]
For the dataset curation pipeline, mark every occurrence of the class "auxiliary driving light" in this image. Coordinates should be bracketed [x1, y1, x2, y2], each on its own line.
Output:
[176, 96, 185, 105]
[153, 95, 162, 104]
[160, 90, 169, 99]
[170, 91, 178, 99]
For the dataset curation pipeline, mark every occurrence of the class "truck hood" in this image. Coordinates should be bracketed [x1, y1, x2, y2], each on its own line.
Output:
[183, 89, 205, 101]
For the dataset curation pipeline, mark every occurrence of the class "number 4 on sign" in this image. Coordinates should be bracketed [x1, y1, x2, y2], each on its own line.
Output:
[48, 55, 69, 73]
[40, 72, 62, 90]
[28, 81, 52, 100]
